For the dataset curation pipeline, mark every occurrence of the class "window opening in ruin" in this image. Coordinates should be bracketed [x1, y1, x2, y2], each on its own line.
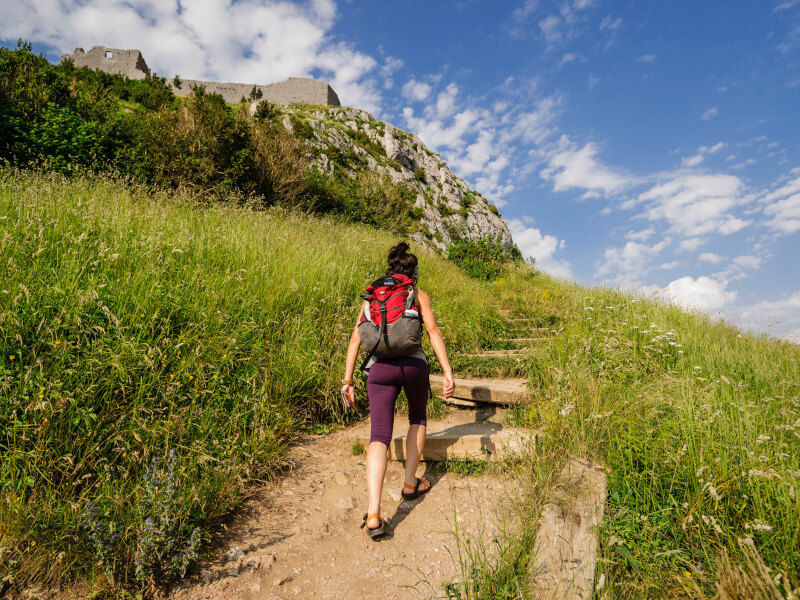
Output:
[105, 51, 113, 59]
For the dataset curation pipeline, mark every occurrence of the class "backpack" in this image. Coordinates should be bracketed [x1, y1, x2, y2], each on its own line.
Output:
[358, 273, 422, 371]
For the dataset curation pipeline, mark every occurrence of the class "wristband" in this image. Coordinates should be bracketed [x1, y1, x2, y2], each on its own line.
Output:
[341, 379, 353, 385]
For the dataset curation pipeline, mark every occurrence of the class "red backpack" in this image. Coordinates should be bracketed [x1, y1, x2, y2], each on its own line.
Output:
[358, 274, 422, 371]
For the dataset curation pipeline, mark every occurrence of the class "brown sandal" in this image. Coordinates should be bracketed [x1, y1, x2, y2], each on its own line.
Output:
[401, 477, 431, 500]
[361, 513, 385, 538]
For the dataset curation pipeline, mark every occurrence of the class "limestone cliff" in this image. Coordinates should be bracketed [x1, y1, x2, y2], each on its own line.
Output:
[276, 105, 513, 252]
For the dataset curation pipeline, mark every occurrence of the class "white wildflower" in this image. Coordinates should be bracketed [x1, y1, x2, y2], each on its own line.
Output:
[708, 486, 722, 501]
[696, 466, 706, 478]
[694, 366, 702, 370]
[560, 403, 574, 416]
[584, 306, 594, 311]
[678, 444, 688, 457]
[748, 522, 773, 532]
[789, 486, 796, 500]
[682, 502, 689, 509]
[756, 435, 771, 444]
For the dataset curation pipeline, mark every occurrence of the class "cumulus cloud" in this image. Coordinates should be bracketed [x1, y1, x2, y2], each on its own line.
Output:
[760, 171, 800, 233]
[632, 173, 751, 238]
[540, 136, 632, 197]
[1, 0, 382, 110]
[596, 239, 671, 284]
[626, 227, 655, 242]
[402, 78, 432, 102]
[701, 106, 719, 120]
[599, 15, 622, 30]
[508, 219, 573, 278]
[659, 276, 737, 311]
[680, 141, 725, 167]
[698, 252, 724, 264]
[737, 291, 800, 343]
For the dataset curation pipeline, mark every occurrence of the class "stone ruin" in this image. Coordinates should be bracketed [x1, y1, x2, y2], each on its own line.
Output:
[60, 46, 341, 106]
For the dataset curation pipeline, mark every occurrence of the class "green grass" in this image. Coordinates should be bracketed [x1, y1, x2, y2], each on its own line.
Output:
[0, 170, 518, 593]
[2, 171, 798, 599]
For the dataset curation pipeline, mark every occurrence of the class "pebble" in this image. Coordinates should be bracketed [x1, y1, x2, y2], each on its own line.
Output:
[336, 496, 356, 510]
[334, 472, 348, 486]
[291, 586, 303, 594]
[388, 489, 402, 502]
[226, 547, 245, 562]
[249, 583, 262, 593]
[259, 553, 276, 572]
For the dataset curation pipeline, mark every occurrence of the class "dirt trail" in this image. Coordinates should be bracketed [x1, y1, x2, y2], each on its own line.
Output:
[170, 406, 526, 600]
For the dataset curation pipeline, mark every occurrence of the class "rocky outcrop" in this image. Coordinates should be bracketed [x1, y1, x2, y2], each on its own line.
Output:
[276, 105, 513, 252]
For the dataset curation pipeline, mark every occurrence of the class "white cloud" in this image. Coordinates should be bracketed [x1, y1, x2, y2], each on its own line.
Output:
[402, 78, 432, 102]
[737, 291, 800, 343]
[558, 52, 581, 67]
[634, 173, 751, 238]
[659, 276, 737, 311]
[599, 15, 622, 30]
[698, 252, 724, 264]
[732, 255, 762, 270]
[760, 173, 800, 233]
[679, 237, 708, 251]
[540, 136, 632, 196]
[539, 14, 563, 45]
[1, 0, 382, 111]
[680, 142, 724, 167]
[596, 239, 671, 283]
[379, 56, 403, 89]
[636, 54, 657, 63]
[701, 106, 719, 120]
[512, 0, 540, 21]
[508, 219, 573, 278]
[626, 227, 655, 242]
[588, 74, 600, 88]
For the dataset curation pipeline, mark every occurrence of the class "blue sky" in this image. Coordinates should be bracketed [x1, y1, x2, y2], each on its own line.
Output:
[3, 0, 799, 340]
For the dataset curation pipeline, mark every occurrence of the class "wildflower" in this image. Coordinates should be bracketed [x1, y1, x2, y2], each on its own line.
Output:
[584, 306, 594, 311]
[693, 366, 702, 370]
[9, 355, 14, 361]
[756, 435, 771, 444]
[678, 444, 688, 457]
[708, 486, 722, 501]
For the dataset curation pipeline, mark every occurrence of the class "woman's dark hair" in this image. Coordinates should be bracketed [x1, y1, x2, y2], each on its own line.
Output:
[386, 242, 418, 278]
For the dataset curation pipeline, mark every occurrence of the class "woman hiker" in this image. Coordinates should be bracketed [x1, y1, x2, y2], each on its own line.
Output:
[341, 242, 455, 538]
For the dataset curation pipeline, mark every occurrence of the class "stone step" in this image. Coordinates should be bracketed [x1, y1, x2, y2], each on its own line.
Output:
[430, 374, 531, 405]
[503, 337, 547, 345]
[360, 429, 536, 461]
[462, 349, 526, 359]
[530, 457, 607, 600]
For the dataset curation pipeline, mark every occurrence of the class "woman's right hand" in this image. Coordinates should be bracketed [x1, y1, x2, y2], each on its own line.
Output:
[442, 371, 455, 398]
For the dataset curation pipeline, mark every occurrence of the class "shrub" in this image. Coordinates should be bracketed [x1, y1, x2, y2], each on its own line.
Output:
[446, 236, 518, 281]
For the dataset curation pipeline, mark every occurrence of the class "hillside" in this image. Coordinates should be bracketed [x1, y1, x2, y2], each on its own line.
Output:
[278, 104, 512, 251]
[1, 172, 798, 599]
[0, 42, 514, 257]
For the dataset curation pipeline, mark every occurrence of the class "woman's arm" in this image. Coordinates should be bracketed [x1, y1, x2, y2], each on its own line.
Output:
[416, 289, 455, 398]
[341, 301, 367, 404]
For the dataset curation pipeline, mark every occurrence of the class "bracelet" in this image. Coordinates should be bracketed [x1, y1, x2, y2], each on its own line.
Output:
[341, 379, 353, 385]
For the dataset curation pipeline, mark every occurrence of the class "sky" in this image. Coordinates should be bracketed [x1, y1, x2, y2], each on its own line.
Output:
[3, 0, 800, 341]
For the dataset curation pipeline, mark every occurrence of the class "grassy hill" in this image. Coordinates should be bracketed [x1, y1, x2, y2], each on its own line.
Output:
[1, 172, 798, 598]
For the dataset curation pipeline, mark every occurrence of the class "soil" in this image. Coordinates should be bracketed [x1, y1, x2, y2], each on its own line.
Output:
[168, 405, 524, 600]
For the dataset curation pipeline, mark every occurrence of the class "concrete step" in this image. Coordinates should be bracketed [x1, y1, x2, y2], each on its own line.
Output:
[430, 374, 531, 405]
[530, 457, 607, 600]
[361, 429, 536, 461]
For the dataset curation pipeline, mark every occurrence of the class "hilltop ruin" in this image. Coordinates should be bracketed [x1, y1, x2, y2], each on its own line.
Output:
[60, 46, 341, 106]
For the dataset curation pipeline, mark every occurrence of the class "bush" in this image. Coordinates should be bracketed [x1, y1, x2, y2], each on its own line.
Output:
[446, 236, 518, 281]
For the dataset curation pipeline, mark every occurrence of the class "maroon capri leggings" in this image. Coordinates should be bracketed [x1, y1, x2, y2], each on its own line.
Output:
[367, 356, 429, 446]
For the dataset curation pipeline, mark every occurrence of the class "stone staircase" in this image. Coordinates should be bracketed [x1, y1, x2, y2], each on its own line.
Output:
[373, 310, 606, 600]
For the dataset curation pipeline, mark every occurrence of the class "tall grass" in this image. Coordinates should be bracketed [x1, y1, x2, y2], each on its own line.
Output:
[516, 280, 800, 597]
[0, 171, 510, 592]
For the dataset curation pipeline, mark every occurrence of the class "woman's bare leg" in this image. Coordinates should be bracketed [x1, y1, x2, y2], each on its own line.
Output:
[366, 441, 388, 528]
[403, 424, 427, 486]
